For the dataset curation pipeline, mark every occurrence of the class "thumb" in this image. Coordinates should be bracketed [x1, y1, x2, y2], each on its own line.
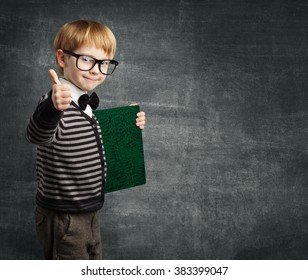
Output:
[49, 69, 61, 85]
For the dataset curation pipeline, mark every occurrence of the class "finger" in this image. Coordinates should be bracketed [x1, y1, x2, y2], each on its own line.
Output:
[60, 97, 73, 104]
[136, 115, 146, 123]
[57, 88, 72, 98]
[137, 120, 146, 126]
[59, 84, 70, 91]
[49, 69, 61, 85]
[137, 116, 145, 121]
[130, 103, 138, 106]
[137, 111, 145, 117]
[53, 98, 72, 111]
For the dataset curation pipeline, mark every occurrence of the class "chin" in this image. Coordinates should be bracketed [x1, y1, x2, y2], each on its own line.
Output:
[81, 85, 97, 92]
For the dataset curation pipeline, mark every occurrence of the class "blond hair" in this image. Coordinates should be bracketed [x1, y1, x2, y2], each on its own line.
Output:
[53, 20, 116, 74]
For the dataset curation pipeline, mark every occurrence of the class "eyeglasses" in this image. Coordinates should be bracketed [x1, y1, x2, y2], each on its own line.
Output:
[63, 50, 119, 75]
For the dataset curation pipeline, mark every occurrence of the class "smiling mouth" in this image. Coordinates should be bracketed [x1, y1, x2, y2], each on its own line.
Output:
[83, 76, 99, 82]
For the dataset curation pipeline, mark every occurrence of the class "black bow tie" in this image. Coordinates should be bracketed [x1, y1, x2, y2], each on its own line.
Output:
[78, 92, 99, 111]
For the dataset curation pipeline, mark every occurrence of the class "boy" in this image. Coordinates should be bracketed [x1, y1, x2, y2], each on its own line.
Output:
[26, 20, 146, 259]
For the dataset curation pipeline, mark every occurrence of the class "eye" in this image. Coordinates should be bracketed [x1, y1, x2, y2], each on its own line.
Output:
[100, 61, 110, 66]
[81, 56, 94, 63]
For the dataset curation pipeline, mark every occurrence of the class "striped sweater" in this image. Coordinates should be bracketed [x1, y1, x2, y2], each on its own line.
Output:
[26, 91, 106, 213]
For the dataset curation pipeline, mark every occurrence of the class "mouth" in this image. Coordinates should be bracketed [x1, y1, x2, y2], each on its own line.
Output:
[83, 76, 99, 82]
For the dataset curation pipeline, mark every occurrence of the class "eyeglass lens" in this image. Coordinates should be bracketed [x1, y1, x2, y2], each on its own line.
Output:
[77, 55, 116, 75]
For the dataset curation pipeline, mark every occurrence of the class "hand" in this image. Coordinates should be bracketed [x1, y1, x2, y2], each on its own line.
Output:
[130, 103, 146, 130]
[49, 69, 72, 111]
[136, 111, 146, 130]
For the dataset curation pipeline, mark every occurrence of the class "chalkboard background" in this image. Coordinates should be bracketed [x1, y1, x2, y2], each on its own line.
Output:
[0, 0, 307, 259]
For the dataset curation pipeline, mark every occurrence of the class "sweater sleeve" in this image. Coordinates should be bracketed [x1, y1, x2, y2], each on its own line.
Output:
[26, 90, 63, 145]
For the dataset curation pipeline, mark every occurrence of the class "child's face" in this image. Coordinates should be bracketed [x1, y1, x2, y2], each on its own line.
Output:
[59, 44, 109, 92]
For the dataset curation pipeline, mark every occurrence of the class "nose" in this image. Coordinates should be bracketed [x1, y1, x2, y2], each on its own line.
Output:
[90, 62, 100, 74]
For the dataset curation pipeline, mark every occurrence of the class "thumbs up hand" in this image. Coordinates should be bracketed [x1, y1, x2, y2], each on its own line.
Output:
[49, 69, 72, 111]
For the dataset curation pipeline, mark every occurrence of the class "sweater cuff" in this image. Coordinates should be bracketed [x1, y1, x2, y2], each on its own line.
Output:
[33, 90, 63, 130]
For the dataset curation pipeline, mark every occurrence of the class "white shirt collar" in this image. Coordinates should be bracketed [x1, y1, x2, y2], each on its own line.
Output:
[59, 77, 93, 117]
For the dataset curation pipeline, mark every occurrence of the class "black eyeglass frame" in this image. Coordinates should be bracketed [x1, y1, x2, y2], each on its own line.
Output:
[63, 50, 119, 75]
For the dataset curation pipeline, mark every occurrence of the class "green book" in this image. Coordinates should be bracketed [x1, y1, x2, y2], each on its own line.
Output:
[93, 105, 146, 193]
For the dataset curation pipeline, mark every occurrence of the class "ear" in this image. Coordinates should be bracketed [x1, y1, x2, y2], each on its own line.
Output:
[56, 49, 66, 68]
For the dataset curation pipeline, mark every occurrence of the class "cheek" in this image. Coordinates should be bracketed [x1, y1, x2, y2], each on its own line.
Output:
[98, 75, 107, 84]
[66, 67, 81, 81]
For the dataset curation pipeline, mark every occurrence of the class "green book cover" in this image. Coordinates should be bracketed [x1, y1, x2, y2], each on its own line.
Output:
[93, 105, 146, 193]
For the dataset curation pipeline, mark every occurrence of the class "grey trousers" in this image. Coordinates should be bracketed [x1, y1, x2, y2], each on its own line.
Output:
[35, 206, 102, 260]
